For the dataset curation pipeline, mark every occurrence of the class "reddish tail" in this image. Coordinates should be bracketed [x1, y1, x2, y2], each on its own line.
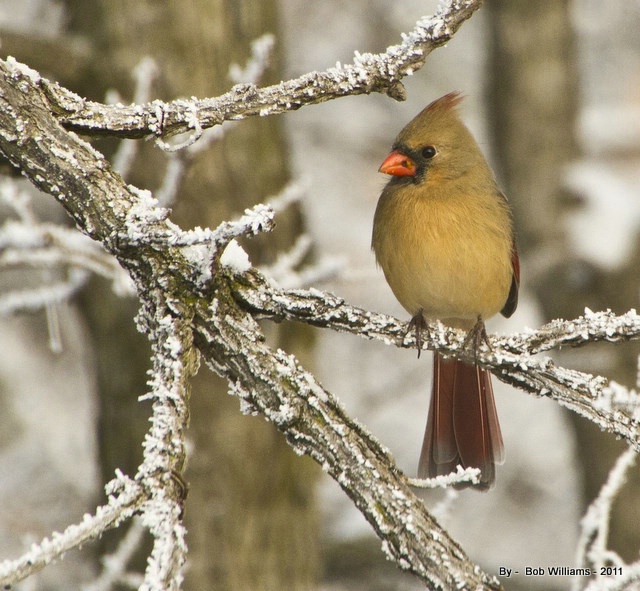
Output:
[418, 352, 504, 490]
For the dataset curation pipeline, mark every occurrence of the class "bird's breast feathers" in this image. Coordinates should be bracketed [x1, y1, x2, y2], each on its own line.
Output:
[372, 184, 513, 325]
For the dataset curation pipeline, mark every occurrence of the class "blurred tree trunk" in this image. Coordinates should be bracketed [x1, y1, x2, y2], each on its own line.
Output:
[486, 0, 640, 561]
[64, 1, 320, 588]
[486, 0, 579, 253]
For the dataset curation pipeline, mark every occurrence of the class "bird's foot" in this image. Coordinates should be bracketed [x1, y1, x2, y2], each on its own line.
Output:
[407, 311, 428, 358]
[463, 315, 491, 360]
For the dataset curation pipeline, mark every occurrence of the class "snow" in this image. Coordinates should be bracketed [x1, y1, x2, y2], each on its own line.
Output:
[125, 186, 170, 243]
[5, 55, 41, 83]
[220, 239, 251, 272]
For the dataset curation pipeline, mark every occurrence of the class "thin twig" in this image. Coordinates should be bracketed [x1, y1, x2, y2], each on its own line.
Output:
[0, 474, 144, 587]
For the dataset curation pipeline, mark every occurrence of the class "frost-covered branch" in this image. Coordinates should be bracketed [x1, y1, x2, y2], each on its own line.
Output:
[498, 309, 640, 355]
[0, 472, 144, 587]
[231, 269, 640, 451]
[2, 2, 637, 589]
[574, 447, 640, 591]
[259, 233, 344, 288]
[233, 269, 640, 354]
[0, 27, 506, 584]
[190, 284, 501, 590]
[0, 177, 133, 353]
[132, 300, 194, 591]
[0, 212, 134, 306]
[408, 466, 482, 489]
[36, 0, 483, 140]
[577, 447, 635, 574]
[110, 57, 159, 178]
[228, 33, 276, 85]
[83, 519, 146, 591]
[0, 58, 195, 590]
[0, 296, 194, 591]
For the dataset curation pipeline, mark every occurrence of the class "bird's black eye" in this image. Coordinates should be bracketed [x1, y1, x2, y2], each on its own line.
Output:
[421, 146, 437, 159]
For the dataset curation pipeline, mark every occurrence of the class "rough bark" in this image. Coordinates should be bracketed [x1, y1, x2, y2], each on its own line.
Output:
[61, 1, 319, 588]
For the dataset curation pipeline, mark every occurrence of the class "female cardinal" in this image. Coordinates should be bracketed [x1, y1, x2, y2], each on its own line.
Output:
[372, 92, 519, 490]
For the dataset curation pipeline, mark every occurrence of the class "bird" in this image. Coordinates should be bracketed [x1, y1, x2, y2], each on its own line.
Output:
[371, 92, 519, 490]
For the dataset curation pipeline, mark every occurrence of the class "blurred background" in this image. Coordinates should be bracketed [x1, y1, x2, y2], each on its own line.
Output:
[0, 1, 639, 590]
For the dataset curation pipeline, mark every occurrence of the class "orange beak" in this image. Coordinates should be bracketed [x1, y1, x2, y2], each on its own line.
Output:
[378, 150, 416, 177]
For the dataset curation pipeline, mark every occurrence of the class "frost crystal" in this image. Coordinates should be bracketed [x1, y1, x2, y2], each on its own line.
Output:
[6, 55, 42, 83]
[125, 186, 170, 243]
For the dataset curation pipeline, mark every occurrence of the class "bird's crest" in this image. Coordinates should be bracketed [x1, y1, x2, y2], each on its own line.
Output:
[424, 91, 464, 116]
[396, 91, 467, 151]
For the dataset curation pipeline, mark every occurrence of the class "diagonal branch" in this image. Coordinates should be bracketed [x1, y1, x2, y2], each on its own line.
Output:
[36, 0, 484, 139]
[192, 279, 502, 590]
[0, 473, 145, 587]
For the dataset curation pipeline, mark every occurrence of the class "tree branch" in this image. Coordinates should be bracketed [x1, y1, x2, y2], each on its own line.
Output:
[190, 280, 501, 590]
[0, 15, 503, 580]
[35, 0, 484, 139]
[231, 268, 640, 451]
[0, 473, 144, 587]
[1, 1, 634, 589]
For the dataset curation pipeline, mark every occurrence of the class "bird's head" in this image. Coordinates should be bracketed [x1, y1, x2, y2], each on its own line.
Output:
[379, 92, 489, 186]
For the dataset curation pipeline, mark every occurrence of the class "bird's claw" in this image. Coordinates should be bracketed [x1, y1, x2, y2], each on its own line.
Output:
[407, 311, 428, 358]
[463, 315, 491, 360]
